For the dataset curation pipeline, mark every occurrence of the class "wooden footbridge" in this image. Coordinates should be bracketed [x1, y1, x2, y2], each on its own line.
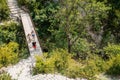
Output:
[7, 0, 42, 56]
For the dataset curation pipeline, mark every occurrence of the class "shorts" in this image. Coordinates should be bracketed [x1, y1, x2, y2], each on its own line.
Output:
[33, 45, 36, 49]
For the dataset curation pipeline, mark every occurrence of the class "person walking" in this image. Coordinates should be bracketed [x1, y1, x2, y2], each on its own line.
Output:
[27, 33, 31, 43]
[31, 30, 35, 40]
[32, 41, 36, 50]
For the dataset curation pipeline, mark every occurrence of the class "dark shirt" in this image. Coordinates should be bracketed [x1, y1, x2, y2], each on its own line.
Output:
[32, 42, 36, 46]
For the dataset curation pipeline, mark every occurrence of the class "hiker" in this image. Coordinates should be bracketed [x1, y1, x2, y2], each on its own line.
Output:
[31, 30, 35, 40]
[27, 33, 31, 43]
[32, 41, 36, 50]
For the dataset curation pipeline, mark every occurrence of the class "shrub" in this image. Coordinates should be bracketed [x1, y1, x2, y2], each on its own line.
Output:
[0, 21, 29, 59]
[33, 49, 115, 79]
[104, 43, 120, 56]
[77, 54, 113, 79]
[0, 42, 19, 67]
[0, 73, 11, 80]
[65, 58, 82, 78]
[33, 49, 72, 74]
[0, 21, 18, 44]
[33, 56, 45, 74]
[0, 0, 10, 21]
[107, 54, 120, 75]
[50, 49, 70, 71]
[72, 38, 94, 59]
[103, 44, 120, 76]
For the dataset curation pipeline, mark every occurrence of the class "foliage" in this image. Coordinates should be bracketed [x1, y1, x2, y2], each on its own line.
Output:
[51, 0, 110, 53]
[104, 44, 120, 75]
[18, 0, 60, 51]
[18, 0, 111, 53]
[18, 0, 28, 6]
[0, 0, 10, 21]
[65, 58, 82, 78]
[104, 43, 120, 56]
[102, 31, 115, 46]
[31, 1, 59, 51]
[95, 0, 120, 44]
[104, 0, 120, 43]
[0, 21, 18, 44]
[71, 38, 93, 59]
[0, 73, 11, 80]
[18, 0, 120, 78]
[0, 21, 29, 58]
[33, 49, 71, 74]
[33, 49, 114, 79]
[0, 42, 19, 68]
[107, 54, 120, 76]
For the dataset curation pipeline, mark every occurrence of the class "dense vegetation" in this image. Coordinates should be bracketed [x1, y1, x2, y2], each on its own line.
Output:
[0, 0, 119, 79]
[17, 0, 120, 79]
[0, 0, 29, 79]
[32, 47, 120, 79]
[0, 0, 10, 21]
[0, 21, 29, 68]
[0, 42, 19, 68]
[0, 72, 11, 80]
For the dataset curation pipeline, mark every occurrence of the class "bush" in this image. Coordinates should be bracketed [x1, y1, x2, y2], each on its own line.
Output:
[33, 49, 71, 74]
[33, 49, 114, 79]
[77, 54, 113, 79]
[107, 54, 120, 75]
[0, 21, 29, 59]
[0, 21, 18, 44]
[72, 38, 94, 59]
[65, 58, 82, 78]
[104, 43, 120, 56]
[0, 73, 11, 80]
[103, 44, 120, 76]
[0, 0, 10, 21]
[0, 42, 19, 67]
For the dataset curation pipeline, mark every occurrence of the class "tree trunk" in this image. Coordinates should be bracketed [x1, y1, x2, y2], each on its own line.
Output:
[68, 36, 71, 53]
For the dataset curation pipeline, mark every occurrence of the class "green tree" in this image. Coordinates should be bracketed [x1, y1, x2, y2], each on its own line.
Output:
[53, 0, 110, 53]
[97, 0, 120, 44]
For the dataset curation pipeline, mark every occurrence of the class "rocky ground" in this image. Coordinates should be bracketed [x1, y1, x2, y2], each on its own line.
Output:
[5, 57, 85, 80]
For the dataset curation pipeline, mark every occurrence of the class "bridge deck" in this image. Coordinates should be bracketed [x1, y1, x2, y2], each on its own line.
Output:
[7, 0, 42, 56]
